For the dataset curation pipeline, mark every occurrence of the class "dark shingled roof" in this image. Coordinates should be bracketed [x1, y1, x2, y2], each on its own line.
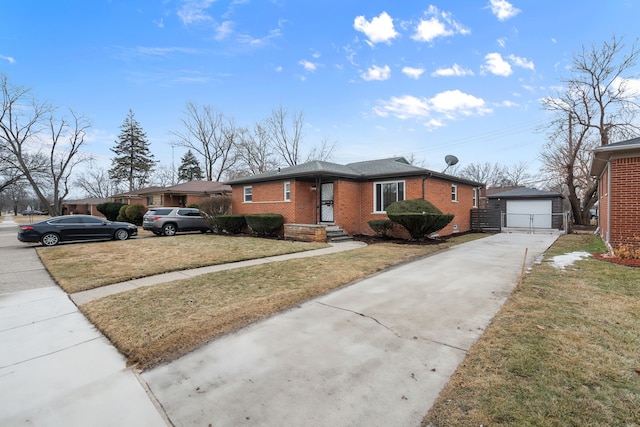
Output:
[225, 157, 482, 187]
[487, 187, 563, 199]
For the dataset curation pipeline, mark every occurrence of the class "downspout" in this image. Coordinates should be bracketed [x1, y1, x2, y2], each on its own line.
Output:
[421, 173, 432, 199]
[606, 161, 611, 247]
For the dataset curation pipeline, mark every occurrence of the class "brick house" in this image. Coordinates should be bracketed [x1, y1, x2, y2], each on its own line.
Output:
[226, 157, 483, 239]
[112, 181, 231, 208]
[590, 136, 640, 251]
[63, 197, 110, 216]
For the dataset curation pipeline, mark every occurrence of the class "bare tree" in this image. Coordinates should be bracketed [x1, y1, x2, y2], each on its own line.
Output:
[305, 136, 336, 163]
[149, 164, 176, 187]
[456, 162, 507, 187]
[235, 123, 277, 175]
[74, 162, 116, 198]
[541, 35, 640, 224]
[171, 102, 238, 181]
[0, 75, 91, 216]
[502, 161, 533, 187]
[265, 105, 305, 166]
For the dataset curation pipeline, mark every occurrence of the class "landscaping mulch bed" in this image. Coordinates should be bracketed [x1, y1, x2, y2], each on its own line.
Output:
[592, 253, 640, 267]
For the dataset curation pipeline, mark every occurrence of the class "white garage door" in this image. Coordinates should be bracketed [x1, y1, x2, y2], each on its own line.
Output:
[506, 200, 552, 228]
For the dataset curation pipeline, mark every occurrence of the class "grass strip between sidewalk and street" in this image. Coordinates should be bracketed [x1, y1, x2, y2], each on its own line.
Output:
[37, 234, 329, 293]
[422, 234, 640, 426]
[78, 233, 484, 369]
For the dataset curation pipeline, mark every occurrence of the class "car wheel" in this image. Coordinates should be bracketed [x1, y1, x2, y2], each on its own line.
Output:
[114, 229, 130, 241]
[41, 232, 60, 247]
[162, 223, 177, 236]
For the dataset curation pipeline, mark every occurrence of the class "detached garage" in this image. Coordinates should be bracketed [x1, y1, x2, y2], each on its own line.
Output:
[486, 187, 565, 230]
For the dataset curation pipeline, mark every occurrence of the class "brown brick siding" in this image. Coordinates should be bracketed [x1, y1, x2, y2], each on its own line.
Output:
[608, 157, 640, 250]
[233, 176, 477, 238]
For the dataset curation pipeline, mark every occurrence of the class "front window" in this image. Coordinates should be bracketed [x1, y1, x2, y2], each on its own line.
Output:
[374, 181, 405, 212]
[451, 184, 458, 202]
[244, 186, 252, 202]
[472, 188, 478, 208]
[284, 182, 291, 201]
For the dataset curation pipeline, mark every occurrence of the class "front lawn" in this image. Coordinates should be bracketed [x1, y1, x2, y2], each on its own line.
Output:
[37, 234, 330, 293]
[75, 233, 485, 369]
[423, 234, 640, 426]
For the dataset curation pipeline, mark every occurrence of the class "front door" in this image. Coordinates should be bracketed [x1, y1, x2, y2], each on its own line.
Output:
[320, 182, 334, 222]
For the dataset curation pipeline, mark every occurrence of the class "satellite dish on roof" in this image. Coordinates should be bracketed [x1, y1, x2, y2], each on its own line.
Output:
[445, 155, 459, 166]
[442, 155, 459, 173]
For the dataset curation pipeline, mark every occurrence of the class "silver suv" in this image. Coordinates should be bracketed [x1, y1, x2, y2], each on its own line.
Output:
[142, 207, 210, 236]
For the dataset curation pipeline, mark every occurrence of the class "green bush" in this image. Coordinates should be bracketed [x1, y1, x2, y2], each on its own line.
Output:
[245, 214, 284, 237]
[387, 213, 454, 240]
[97, 202, 125, 221]
[125, 204, 146, 225]
[199, 196, 233, 233]
[216, 215, 247, 234]
[385, 199, 453, 240]
[386, 198, 441, 214]
[116, 205, 128, 222]
[367, 219, 395, 238]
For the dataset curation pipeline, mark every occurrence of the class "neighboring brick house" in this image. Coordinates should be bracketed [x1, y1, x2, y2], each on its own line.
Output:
[112, 181, 231, 208]
[226, 157, 483, 238]
[590, 136, 640, 251]
[63, 197, 110, 216]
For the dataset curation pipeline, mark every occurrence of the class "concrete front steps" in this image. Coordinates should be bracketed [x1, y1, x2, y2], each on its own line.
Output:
[325, 225, 353, 242]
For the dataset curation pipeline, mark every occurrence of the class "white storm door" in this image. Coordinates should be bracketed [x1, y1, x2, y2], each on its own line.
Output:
[320, 183, 334, 222]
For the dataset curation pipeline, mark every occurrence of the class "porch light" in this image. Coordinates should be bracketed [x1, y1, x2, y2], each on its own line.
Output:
[311, 185, 317, 191]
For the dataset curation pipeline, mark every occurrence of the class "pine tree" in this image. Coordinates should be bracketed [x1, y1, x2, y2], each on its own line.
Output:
[109, 110, 156, 192]
[177, 149, 204, 182]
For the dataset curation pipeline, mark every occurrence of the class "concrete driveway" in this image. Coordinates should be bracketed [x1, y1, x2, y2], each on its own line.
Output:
[142, 231, 559, 427]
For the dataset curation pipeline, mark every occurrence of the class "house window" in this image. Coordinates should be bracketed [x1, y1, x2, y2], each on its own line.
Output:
[284, 182, 291, 201]
[244, 186, 252, 202]
[472, 188, 478, 208]
[147, 196, 153, 206]
[374, 181, 405, 212]
[451, 184, 458, 202]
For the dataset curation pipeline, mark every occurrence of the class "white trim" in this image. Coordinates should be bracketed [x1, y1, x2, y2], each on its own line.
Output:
[243, 186, 253, 203]
[373, 180, 406, 213]
[451, 184, 458, 202]
[284, 181, 291, 201]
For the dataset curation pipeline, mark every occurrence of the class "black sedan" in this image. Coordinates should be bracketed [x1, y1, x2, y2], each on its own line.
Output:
[17, 215, 138, 247]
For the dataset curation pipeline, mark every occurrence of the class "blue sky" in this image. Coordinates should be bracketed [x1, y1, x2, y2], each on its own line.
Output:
[1, 0, 638, 182]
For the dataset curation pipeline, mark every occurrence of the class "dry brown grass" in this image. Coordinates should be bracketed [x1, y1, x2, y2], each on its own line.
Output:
[78, 233, 485, 369]
[423, 234, 640, 426]
[37, 234, 329, 293]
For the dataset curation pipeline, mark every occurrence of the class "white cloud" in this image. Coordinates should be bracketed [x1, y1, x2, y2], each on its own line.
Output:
[178, 0, 215, 25]
[215, 21, 234, 40]
[431, 63, 474, 77]
[361, 65, 391, 81]
[508, 54, 535, 70]
[612, 76, 640, 97]
[0, 54, 15, 64]
[299, 60, 318, 72]
[353, 11, 398, 45]
[374, 90, 492, 129]
[402, 67, 425, 79]
[482, 52, 512, 76]
[497, 38, 507, 48]
[412, 6, 470, 43]
[275, 65, 283, 72]
[488, 0, 521, 21]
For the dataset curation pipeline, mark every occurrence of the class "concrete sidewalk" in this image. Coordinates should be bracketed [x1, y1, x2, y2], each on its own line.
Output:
[142, 231, 559, 427]
[0, 216, 168, 426]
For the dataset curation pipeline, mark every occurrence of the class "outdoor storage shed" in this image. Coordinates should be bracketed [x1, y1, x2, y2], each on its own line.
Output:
[487, 187, 565, 230]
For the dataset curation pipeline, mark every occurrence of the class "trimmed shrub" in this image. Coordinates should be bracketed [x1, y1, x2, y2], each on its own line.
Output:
[367, 219, 395, 238]
[216, 215, 247, 234]
[245, 214, 284, 237]
[386, 212, 454, 240]
[386, 198, 441, 215]
[124, 204, 146, 225]
[199, 196, 233, 234]
[116, 205, 129, 222]
[97, 202, 125, 221]
[385, 199, 453, 240]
